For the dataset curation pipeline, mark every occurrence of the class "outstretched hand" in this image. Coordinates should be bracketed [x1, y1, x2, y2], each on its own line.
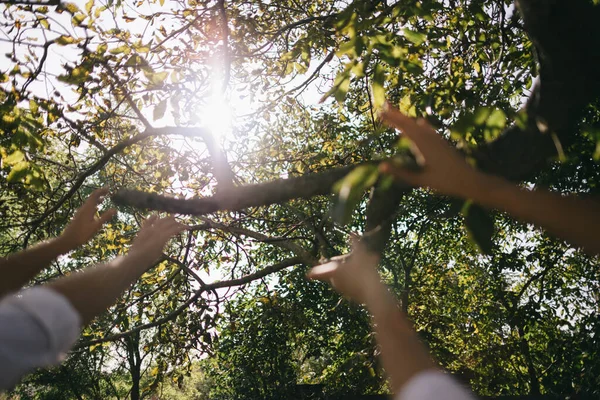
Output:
[60, 188, 117, 251]
[128, 215, 188, 266]
[379, 102, 482, 199]
[307, 237, 383, 305]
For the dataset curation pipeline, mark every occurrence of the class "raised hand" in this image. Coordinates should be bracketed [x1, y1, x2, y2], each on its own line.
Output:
[59, 188, 117, 251]
[379, 102, 482, 199]
[307, 237, 383, 305]
[128, 215, 187, 266]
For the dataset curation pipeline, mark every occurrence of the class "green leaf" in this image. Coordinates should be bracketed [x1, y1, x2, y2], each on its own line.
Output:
[72, 13, 86, 26]
[334, 74, 351, 104]
[97, 43, 108, 54]
[3, 150, 25, 166]
[462, 202, 495, 255]
[29, 99, 39, 114]
[146, 71, 169, 87]
[403, 28, 427, 46]
[57, 66, 89, 85]
[153, 99, 167, 121]
[319, 70, 351, 104]
[332, 165, 379, 225]
[371, 64, 386, 109]
[487, 109, 506, 129]
[337, 38, 357, 57]
[7, 160, 30, 183]
[125, 54, 152, 72]
[64, 2, 80, 14]
[109, 45, 131, 55]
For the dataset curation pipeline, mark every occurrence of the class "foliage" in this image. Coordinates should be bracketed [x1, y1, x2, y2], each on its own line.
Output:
[209, 267, 385, 399]
[0, 0, 598, 398]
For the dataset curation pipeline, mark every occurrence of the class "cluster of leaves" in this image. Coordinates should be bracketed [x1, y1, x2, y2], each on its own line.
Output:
[208, 266, 384, 400]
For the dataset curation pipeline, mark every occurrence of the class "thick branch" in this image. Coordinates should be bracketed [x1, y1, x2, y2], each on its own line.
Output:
[203, 134, 235, 192]
[475, 0, 600, 181]
[112, 163, 377, 215]
[362, 183, 407, 253]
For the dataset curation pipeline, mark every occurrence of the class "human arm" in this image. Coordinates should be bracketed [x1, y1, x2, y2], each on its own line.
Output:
[379, 103, 600, 256]
[307, 240, 436, 394]
[0, 189, 116, 298]
[46, 215, 186, 325]
[0, 215, 185, 390]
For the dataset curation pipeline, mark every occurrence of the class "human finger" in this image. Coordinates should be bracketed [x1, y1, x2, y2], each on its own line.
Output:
[306, 262, 339, 281]
[97, 208, 117, 225]
[76, 188, 107, 215]
[153, 216, 179, 230]
[164, 222, 187, 237]
[142, 214, 159, 229]
[379, 102, 438, 149]
[349, 232, 361, 249]
[379, 103, 421, 138]
[89, 187, 110, 204]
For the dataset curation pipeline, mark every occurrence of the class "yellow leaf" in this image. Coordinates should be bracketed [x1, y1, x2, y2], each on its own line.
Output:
[64, 2, 80, 14]
[55, 35, 76, 46]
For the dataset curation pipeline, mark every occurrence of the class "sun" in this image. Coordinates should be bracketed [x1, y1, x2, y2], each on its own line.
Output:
[204, 88, 233, 140]
[202, 58, 233, 140]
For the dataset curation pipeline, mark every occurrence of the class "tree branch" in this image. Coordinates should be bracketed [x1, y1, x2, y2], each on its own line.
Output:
[112, 162, 393, 215]
[105, 65, 152, 130]
[191, 217, 318, 265]
[76, 257, 302, 347]
[475, 0, 600, 181]
[24, 127, 208, 247]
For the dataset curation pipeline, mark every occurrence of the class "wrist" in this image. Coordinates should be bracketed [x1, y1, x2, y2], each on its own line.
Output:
[125, 248, 161, 270]
[53, 236, 78, 255]
[459, 170, 493, 201]
[463, 170, 511, 207]
[360, 277, 389, 306]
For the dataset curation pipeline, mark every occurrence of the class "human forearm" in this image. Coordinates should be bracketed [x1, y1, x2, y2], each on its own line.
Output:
[308, 240, 436, 394]
[46, 252, 153, 326]
[363, 279, 435, 394]
[0, 237, 72, 298]
[46, 215, 185, 326]
[0, 189, 116, 299]
[467, 172, 600, 255]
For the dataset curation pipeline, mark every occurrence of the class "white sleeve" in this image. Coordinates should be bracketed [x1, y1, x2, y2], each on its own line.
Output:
[397, 369, 476, 400]
[0, 287, 82, 390]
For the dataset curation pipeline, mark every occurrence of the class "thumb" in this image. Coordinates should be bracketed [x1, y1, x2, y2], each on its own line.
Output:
[307, 262, 338, 281]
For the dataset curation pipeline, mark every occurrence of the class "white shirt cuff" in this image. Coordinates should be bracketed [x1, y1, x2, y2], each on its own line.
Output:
[397, 369, 476, 400]
[0, 286, 81, 389]
[15, 287, 82, 361]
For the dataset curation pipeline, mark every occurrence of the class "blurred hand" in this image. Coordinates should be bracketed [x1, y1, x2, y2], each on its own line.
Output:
[128, 215, 187, 267]
[379, 102, 483, 198]
[307, 237, 383, 305]
[60, 188, 117, 251]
